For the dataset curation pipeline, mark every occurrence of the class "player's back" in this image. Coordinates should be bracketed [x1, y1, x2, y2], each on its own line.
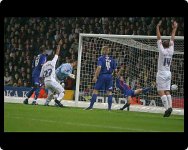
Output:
[40, 55, 58, 82]
[32, 54, 47, 77]
[98, 55, 116, 75]
[56, 63, 73, 81]
[157, 40, 174, 72]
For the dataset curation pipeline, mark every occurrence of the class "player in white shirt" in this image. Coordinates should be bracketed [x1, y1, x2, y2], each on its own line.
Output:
[156, 20, 178, 117]
[40, 40, 64, 107]
[44, 60, 77, 106]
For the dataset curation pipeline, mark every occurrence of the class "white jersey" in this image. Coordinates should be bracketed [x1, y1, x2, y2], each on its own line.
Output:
[157, 39, 174, 72]
[40, 55, 58, 82]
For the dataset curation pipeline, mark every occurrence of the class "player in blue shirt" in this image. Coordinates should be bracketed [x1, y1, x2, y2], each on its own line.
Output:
[44, 60, 77, 106]
[85, 46, 117, 110]
[116, 65, 151, 111]
[23, 46, 47, 105]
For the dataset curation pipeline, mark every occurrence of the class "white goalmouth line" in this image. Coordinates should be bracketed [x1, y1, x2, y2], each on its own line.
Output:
[4, 96, 184, 115]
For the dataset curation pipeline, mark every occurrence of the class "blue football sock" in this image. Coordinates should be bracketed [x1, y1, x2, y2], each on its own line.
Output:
[26, 87, 36, 98]
[108, 95, 113, 110]
[142, 87, 151, 94]
[89, 94, 97, 108]
[45, 88, 48, 95]
[34, 88, 40, 100]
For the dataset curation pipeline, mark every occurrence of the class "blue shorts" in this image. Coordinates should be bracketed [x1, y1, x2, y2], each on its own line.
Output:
[94, 74, 113, 91]
[125, 89, 135, 97]
[32, 76, 40, 86]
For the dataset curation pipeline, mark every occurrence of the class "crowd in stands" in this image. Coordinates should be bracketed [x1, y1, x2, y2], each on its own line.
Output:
[4, 17, 184, 92]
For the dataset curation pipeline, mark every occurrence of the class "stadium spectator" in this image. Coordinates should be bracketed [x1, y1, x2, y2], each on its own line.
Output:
[4, 72, 12, 86]
[4, 17, 184, 92]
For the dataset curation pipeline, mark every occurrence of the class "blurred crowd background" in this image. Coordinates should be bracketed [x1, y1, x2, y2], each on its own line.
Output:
[4, 17, 184, 91]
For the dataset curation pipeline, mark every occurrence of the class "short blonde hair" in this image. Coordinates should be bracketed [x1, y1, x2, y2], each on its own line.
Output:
[101, 46, 110, 55]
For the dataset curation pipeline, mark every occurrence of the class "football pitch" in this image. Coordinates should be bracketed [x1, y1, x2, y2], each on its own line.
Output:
[4, 103, 184, 132]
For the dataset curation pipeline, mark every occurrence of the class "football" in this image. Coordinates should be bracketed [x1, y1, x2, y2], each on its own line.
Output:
[171, 84, 178, 90]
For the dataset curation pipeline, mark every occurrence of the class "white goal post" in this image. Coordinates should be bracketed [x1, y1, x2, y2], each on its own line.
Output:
[74, 33, 184, 115]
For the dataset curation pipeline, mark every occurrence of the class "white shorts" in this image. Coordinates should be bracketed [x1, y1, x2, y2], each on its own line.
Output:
[156, 71, 171, 91]
[45, 80, 64, 95]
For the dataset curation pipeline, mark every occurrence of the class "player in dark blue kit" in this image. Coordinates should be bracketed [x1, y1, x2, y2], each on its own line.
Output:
[23, 46, 47, 105]
[85, 46, 117, 110]
[116, 65, 151, 111]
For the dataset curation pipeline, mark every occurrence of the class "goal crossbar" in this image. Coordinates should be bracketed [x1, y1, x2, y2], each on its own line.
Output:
[79, 33, 184, 40]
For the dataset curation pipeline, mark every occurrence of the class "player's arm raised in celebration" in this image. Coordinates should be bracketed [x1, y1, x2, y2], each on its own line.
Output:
[171, 21, 178, 41]
[55, 39, 63, 56]
[51, 39, 63, 65]
[156, 20, 162, 40]
[92, 66, 101, 83]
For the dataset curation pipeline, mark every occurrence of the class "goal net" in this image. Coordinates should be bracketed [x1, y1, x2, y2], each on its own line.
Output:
[75, 34, 184, 114]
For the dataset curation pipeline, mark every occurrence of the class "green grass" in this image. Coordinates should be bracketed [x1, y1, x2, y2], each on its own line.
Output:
[4, 103, 184, 132]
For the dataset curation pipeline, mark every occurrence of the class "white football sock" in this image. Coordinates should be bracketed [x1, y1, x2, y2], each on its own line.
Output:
[45, 94, 54, 105]
[166, 95, 172, 108]
[57, 92, 64, 101]
[161, 95, 169, 110]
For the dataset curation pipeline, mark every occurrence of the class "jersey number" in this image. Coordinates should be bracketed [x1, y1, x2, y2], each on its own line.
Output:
[35, 55, 40, 67]
[44, 69, 52, 77]
[163, 58, 171, 67]
[106, 59, 111, 70]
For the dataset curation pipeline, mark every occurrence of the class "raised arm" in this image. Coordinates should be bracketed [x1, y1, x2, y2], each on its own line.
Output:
[51, 39, 63, 65]
[156, 20, 162, 40]
[55, 39, 63, 56]
[171, 21, 178, 41]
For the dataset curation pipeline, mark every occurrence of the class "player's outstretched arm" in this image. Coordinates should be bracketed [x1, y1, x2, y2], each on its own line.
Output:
[156, 20, 162, 40]
[92, 66, 101, 83]
[171, 21, 178, 41]
[55, 39, 63, 56]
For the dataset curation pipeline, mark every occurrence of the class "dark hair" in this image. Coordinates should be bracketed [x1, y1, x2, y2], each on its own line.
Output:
[69, 59, 77, 64]
[39, 45, 46, 53]
[162, 40, 170, 48]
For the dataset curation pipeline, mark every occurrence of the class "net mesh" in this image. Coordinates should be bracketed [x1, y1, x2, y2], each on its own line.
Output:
[78, 35, 184, 109]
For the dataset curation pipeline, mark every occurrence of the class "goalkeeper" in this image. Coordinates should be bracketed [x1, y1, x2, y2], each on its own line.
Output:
[44, 60, 77, 106]
[116, 65, 151, 111]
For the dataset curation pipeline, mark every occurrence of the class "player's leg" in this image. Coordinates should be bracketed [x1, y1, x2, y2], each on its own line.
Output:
[158, 90, 171, 117]
[31, 85, 40, 105]
[23, 87, 36, 104]
[53, 81, 65, 107]
[119, 92, 132, 111]
[157, 72, 171, 117]
[158, 90, 169, 110]
[23, 77, 37, 104]
[85, 89, 99, 110]
[165, 90, 173, 117]
[164, 74, 173, 117]
[32, 77, 41, 105]
[85, 76, 103, 110]
[106, 90, 113, 110]
[134, 89, 142, 95]
[121, 88, 138, 111]
[44, 89, 53, 106]
[165, 91, 172, 108]
[134, 86, 151, 95]
[106, 76, 113, 110]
